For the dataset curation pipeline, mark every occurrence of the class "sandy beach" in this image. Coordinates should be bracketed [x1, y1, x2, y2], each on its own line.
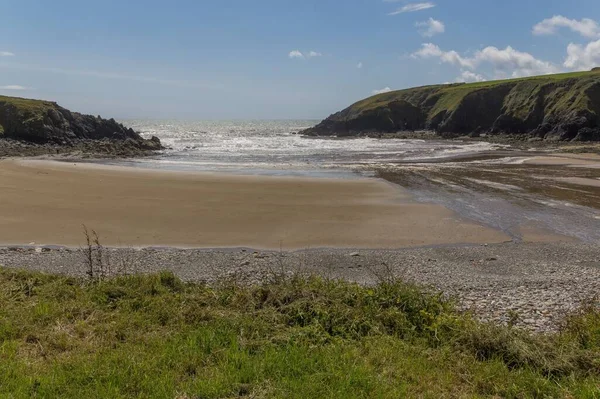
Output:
[0, 152, 598, 333]
[0, 159, 512, 249]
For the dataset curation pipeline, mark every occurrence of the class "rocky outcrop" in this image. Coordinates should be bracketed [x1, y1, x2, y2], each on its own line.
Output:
[0, 96, 162, 153]
[302, 70, 600, 141]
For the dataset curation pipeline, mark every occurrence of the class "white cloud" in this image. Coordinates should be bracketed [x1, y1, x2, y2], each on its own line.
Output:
[416, 18, 445, 37]
[455, 70, 486, 83]
[533, 15, 600, 39]
[533, 16, 600, 72]
[289, 50, 304, 59]
[564, 39, 600, 70]
[0, 85, 28, 90]
[477, 46, 560, 77]
[388, 2, 435, 15]
[357, 62, 363, 69]
[289, 50, 322, 60]
[412, 43, 560, 77]
[411, 43, 475, 68]
[372, 87, 392, 95]
[0, 51, 15, 57]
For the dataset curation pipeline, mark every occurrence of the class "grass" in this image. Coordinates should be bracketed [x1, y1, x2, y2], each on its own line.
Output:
[1, 267, 599, 398]
[0, 95, 57, 114]
[0, 95, 59, 136]
[339, 70, 600, 128]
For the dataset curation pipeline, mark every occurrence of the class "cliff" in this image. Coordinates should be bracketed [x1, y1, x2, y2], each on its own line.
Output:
[0, 95, 161, 151]
[302, 70, 600, 141]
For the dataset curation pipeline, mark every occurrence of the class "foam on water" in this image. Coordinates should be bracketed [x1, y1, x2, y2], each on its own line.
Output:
[122, 120, 505, 176]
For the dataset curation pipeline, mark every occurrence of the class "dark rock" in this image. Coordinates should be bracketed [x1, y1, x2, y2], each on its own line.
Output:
[141, 136, 163, 151]
[574, 127, 600, 141]
[0, 96, 163, 155]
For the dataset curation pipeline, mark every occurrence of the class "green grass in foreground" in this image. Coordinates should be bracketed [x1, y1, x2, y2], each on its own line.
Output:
[1, 268, 600, 398]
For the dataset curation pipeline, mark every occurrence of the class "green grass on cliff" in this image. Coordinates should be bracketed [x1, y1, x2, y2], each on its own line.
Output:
[1, 267, 600, 398]
[451, 70, 596, 90]
[348, 69, 600, 121]
[0, 95, 59, 133]
[0, 95, 57, 114]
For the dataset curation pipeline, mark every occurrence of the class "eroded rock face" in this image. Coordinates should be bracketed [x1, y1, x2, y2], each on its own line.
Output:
[0, 98, 162, 151]
[302, 71, 600, 141]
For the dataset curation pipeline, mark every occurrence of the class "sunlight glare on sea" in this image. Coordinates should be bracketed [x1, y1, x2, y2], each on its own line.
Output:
[120, 120, 504, 177]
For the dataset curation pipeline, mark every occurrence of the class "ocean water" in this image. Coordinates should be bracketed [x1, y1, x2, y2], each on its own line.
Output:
[118, 120, 503, 177]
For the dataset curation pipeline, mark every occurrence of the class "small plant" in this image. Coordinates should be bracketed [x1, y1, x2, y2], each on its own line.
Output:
[365, 252, 405, 286]
[265, 241, 292, 284]
[81, 227, 140, 281]
[81, 225, 111, 281]
[507, 309, 520, 328]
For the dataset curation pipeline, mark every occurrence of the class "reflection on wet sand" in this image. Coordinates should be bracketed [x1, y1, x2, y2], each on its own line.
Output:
[375, 152, 600, 243]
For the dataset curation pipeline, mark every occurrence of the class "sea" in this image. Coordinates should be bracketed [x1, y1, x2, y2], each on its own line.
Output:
[114, 120, 503, 177]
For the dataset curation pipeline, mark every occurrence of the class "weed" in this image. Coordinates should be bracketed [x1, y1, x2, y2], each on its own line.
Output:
[0, 267, 599, 397]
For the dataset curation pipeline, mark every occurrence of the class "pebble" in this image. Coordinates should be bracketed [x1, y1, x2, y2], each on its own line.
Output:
[0, 241, 599, 333]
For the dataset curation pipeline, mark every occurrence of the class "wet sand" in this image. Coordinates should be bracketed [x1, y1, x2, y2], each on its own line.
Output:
[555, 177, 600, 188]
[522, 153, 600, 168]
[374, 152, 600, 243]
[0, 159, 510, 249]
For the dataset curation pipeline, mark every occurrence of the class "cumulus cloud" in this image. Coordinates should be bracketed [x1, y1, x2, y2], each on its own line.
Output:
[411, 43, 475, 68]
[0, 85, 28, 90]
[411, 16, 600, 80]
[455, 70, 486, 83]
[564, 39, 600, 70]
[0, 51, 15, 57]
[289, 50, 304, 59]
[412, 43, 560, 77]
[372, 87, 392, 95]
[531, 16, 600, 71]
[533, 16, 600, 39]
[289, 50, 322, 60]
[416, 18, 445, 37]
[476, 46, 560, 77]
[357, 62, 363, 69]
[388, 2, 435, 15]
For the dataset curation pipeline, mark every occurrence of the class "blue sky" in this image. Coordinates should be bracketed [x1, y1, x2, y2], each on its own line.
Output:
[1, 0, 599, 119]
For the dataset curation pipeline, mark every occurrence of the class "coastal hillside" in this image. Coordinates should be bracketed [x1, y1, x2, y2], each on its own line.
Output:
[0, 95, 161, 150]
[303, 69, 600, 141]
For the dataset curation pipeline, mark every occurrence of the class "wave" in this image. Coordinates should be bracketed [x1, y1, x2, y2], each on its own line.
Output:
[119, 120, 507, 175]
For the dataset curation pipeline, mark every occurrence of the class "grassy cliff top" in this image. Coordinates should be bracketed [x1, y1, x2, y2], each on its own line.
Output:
[346, 70, 600, 119]
[0, 95, 59, 115]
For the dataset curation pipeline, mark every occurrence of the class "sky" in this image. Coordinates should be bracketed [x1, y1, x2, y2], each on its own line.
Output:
[1, 0, 599, 120]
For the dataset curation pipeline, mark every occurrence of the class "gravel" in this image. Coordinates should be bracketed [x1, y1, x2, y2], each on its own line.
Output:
[1, 241, 599, 332]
